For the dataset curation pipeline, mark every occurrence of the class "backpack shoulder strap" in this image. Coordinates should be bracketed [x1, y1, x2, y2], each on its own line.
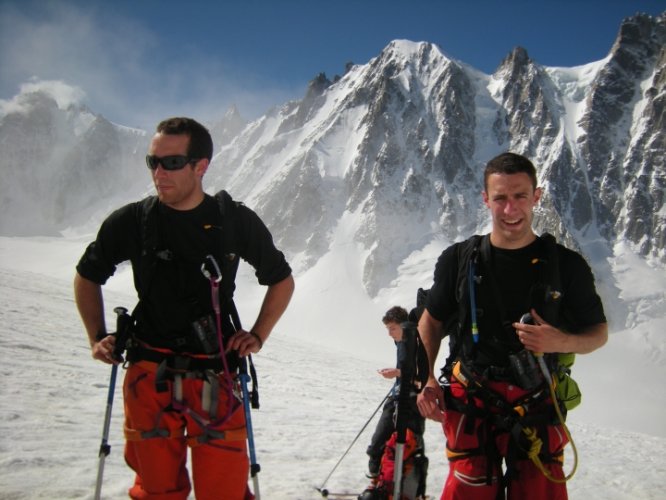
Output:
[211, 191, 242, 317]
[213, 190, 261, 407]
[211, 190, 242, 306]
[136, 195, 165, 300]
[538, 232, 561, 291]
[454, 234, 485, 317]
[442, 234, 485, 372]
[532, 232, 564, 325]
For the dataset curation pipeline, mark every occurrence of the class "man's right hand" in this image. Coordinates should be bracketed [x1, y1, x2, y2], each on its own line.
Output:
[92, 334, 118, 365]
[417, 382, 445, 422]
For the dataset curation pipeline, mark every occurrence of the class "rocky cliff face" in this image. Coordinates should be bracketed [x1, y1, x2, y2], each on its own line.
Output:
[574, 13, 665, 259]
[208, 13, 665, 294]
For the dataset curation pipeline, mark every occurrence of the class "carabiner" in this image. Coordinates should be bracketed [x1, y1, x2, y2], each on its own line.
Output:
[201, 254, 222, 283]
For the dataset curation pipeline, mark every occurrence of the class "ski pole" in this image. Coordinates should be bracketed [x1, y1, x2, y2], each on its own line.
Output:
[94, 306, 129, 500]
[94, 362, 117, 500]
[315, 387, 393, 497]
[223, 292, 262, 499]
[240, 356, 261, 499]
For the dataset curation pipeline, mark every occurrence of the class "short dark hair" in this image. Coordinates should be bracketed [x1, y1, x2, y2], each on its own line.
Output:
[484, 152, 537, 191]
[382, 306, 409, 325]
[155, 117, 213, 161]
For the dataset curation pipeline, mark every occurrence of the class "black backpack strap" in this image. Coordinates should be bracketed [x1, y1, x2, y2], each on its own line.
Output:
[212, 190, 260, 409]
[137, 195, 164, 301]
[443, 234, 484, 373]
[210, 190, 242, 303]
[530, 233, 563, 325]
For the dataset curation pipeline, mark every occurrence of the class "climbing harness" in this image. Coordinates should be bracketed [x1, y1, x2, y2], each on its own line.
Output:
[449, 357, 578, 484]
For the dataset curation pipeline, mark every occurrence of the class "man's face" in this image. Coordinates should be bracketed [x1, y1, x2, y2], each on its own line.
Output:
[148, 132, 208, 210]
[482, 172, 541, 249]
[386, 322, 403, 342]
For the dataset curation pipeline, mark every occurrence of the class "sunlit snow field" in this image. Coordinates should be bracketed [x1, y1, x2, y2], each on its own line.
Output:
[0, 235, 664, 499]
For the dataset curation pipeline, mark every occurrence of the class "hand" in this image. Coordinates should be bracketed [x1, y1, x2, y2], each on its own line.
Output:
[417, 383, 445, 422]
[92, 335, 118, 365]
[225, 329, 263, 357]
[377, 368, 400, 379]
[513, 309, 568, 353]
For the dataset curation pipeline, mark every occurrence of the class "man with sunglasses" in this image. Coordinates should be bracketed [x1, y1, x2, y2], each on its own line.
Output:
[74, 117, 294, 499]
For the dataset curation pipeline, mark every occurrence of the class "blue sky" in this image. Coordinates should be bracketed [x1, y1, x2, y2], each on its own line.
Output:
[0, 0, 663, 129]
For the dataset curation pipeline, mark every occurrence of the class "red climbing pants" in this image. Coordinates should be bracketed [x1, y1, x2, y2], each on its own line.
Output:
[123, 362, 252, 500]
[440, 380, 569, 500]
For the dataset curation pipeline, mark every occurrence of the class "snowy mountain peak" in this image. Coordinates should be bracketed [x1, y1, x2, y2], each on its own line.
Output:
[1, 14, 664, 291]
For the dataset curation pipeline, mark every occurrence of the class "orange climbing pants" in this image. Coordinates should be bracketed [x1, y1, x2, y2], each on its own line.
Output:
[123, 361, 252, 500]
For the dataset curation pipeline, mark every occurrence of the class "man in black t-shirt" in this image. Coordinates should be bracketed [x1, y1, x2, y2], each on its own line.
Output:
[416, 152, 607, 500]
[74, 117, 294, 500]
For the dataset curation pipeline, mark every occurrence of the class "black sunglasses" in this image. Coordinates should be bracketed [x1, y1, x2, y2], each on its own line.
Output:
[145, 155, 200, 171]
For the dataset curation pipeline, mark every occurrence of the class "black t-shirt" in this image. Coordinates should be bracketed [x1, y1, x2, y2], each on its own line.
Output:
[76, 194, 292, 349]
[425, 235, 606, 367]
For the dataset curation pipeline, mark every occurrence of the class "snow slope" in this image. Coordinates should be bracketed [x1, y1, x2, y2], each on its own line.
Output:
[0, 236, 665, 499]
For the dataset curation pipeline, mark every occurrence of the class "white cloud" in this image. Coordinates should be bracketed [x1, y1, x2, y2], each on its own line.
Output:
[0, 1, 300, 130]
[0, 78, 86, 117]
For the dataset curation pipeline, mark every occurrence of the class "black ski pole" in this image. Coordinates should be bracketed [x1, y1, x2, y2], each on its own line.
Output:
[315, 387, 393, 497]
[94, 306, 130, 500]
[393, 321, 417, 500]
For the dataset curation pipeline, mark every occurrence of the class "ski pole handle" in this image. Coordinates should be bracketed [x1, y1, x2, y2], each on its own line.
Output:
[112, 306, 130, 362]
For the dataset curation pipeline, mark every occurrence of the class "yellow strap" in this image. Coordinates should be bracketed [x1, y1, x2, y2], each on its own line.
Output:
[522, 377, 578, 484]
[446, 447, 476, 460]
